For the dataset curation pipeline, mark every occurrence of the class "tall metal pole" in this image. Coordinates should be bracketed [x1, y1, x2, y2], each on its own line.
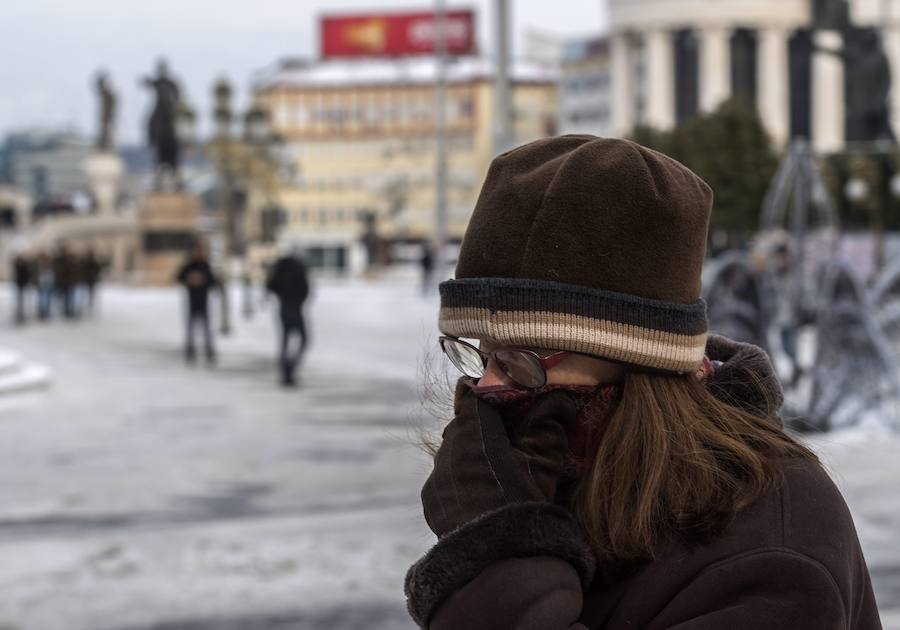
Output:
[213, 78, 234, 334]
[434, 0, 449, 284]
[494, 0, 513, 155]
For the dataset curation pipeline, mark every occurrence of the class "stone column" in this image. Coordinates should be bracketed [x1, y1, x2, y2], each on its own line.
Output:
[700, 26, 732, 112]
[645, 28, 675, 129]
[757, 27, 790, 147]
[883, 26, 900, 140]
[812, 30, 845, 153]
[611, 32, 635, 136]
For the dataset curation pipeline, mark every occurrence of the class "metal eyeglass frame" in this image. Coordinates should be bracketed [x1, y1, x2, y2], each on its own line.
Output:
[438, 335, 572, 389]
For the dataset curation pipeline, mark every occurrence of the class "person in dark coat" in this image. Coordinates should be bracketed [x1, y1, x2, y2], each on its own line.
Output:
[420, 242, 434, 295]
[80, 248, 106, 316]
[35, 251, 54, 320]
[11, 252, 32, 324]
[53, 243, 80, 319]
[266, 246, 310, 386]
[176, 242, 217, 364]
[404, 136, 881, 630]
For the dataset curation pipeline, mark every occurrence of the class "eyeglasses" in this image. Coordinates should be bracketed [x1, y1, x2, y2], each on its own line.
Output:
[438, 335, 571, 389]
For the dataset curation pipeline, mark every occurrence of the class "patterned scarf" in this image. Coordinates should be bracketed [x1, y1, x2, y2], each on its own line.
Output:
[465, 356, 717, 480]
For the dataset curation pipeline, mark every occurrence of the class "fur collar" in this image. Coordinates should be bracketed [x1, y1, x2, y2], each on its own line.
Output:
[704, 334, 784, 422]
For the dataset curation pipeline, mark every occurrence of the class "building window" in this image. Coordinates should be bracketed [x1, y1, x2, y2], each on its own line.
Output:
[731, 28, 758, 106]
[143, 231, 195, 252]
[789, 29, 813, 140]
[674, 29, 700, 123]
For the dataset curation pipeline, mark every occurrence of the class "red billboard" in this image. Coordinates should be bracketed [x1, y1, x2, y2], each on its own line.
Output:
[321, 10, 476, 58]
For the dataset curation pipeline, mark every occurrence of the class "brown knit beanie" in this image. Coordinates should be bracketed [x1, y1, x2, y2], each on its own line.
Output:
[439, 135, 713, 374]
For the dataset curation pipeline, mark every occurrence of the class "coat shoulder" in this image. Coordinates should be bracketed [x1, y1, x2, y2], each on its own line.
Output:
[712, 458, 864, 581]
[586, 458, 879, 630]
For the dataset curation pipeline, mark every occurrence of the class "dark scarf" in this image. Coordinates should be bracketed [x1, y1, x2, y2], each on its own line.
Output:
[463, 380, 621, 480]
[459, 355, 723, 481]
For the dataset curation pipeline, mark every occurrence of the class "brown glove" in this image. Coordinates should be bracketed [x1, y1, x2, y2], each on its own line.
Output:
[421, 381, 578, 538]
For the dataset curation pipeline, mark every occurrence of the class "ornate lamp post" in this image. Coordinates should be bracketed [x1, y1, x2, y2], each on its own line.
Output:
[212, 77, 235, 334]
[210, 78, 289, 322]
[244, 104, 269, 144]
[237, 104, 270, 317]
[176, 103, 197, 149]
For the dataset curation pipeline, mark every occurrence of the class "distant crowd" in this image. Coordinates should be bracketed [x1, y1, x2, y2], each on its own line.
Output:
[10, 245, 106, 324]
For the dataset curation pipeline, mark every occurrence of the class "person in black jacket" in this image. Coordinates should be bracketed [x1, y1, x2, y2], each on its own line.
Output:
[81, 247, 106, 316]
[176, 242, 217, 364]
[266, 246, 310, 386]
[53, 243, 80, 319]
[12, 252, 32, 324]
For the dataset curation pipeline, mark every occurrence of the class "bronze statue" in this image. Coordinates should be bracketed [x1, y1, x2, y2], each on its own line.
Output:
[142, 59, 182, 177]
[95, 71, 117, 150]
[813, 0, 895, 144]
[844, 29, 895, 143]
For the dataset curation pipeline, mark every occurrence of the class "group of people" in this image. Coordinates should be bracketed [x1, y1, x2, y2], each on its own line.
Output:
[175, 242, 310, 387]
[10, 245, 105, 324]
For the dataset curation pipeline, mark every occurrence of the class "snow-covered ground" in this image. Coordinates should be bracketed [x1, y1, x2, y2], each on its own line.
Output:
[0, 276, 898, 629]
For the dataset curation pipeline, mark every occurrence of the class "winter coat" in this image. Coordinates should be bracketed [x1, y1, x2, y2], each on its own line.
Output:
[13, 258, 31, 288]
[176, 259, 217, 313]
[52, 252, 79, 290]
[405, 335, 881, 630]
[266, 255, 310, 317]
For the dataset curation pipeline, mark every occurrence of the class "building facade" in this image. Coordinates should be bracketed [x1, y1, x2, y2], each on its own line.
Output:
[0, 131, 91, 204]
[251, 56, 558, 272]
[558, 36, 613, 136]
[608, 0, 900, 152]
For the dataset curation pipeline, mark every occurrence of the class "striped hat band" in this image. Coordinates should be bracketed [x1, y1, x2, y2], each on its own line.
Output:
[438, 277, 709, 374]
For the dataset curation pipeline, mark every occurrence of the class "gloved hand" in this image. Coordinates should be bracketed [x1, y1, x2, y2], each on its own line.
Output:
[421, 380, 579, 538]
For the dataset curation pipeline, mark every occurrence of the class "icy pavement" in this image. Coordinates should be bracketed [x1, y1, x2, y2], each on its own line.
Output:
[0, 277, 898, 629]
[0, 278, 441, 630]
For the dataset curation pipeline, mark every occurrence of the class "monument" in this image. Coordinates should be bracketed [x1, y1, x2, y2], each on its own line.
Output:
[142, 59, 183, 189]
[82, 71, 124, 214]
[813, 0, 896, 144]
[137, 59, 204, 284]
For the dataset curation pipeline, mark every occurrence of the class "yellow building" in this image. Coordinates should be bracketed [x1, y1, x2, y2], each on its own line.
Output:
[252, 56, 558, 272]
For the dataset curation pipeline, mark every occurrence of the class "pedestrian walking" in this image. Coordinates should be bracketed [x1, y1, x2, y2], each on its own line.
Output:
[419, 242, 434, 295]
[35, 251, 54, 320]
[80, 248, 106, 316]
[266, 246, 310, 387]
[11, 253, 32, 324]
[405, 136, 880, 630]
[770, 240, 803, 384]
[53, 243, 79, 319]
[176, 242, 218, 365]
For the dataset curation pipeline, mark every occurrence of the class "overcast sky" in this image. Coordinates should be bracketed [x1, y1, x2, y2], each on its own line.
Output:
[0, 1, 607, 145]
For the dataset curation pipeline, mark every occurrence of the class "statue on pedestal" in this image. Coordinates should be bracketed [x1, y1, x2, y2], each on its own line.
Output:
[813, 0, 896, 144]
[142, 59, 182, 184]
[84, 70, 124, 213]
[95, 71, 117, 151]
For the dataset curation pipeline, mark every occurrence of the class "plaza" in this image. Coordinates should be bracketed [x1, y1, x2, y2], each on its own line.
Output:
[0, 276, 899, 628]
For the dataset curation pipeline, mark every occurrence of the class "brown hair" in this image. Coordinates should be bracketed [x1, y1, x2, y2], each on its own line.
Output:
[572, 369, 816, 565]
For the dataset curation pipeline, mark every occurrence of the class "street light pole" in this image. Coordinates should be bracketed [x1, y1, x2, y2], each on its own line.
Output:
[213, 78, 234, 334]
[434, 0, 449, 285]
[494, 0, 513, 155]
[240, 103, 273, 319]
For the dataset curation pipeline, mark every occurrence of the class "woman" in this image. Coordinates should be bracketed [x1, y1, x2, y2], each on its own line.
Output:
[404, 136, 880, 629]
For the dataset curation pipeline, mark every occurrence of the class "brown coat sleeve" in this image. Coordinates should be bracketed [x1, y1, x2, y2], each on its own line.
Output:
[646, 549, 874, 630]
[430, 557, 590, 630]
[405, 502, 596, 628]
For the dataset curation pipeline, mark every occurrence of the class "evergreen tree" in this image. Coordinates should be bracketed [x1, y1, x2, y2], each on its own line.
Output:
[629, 98, 779, 234]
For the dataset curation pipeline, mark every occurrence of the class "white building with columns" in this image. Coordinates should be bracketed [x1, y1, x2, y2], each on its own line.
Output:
[608, 0, 900, 152]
